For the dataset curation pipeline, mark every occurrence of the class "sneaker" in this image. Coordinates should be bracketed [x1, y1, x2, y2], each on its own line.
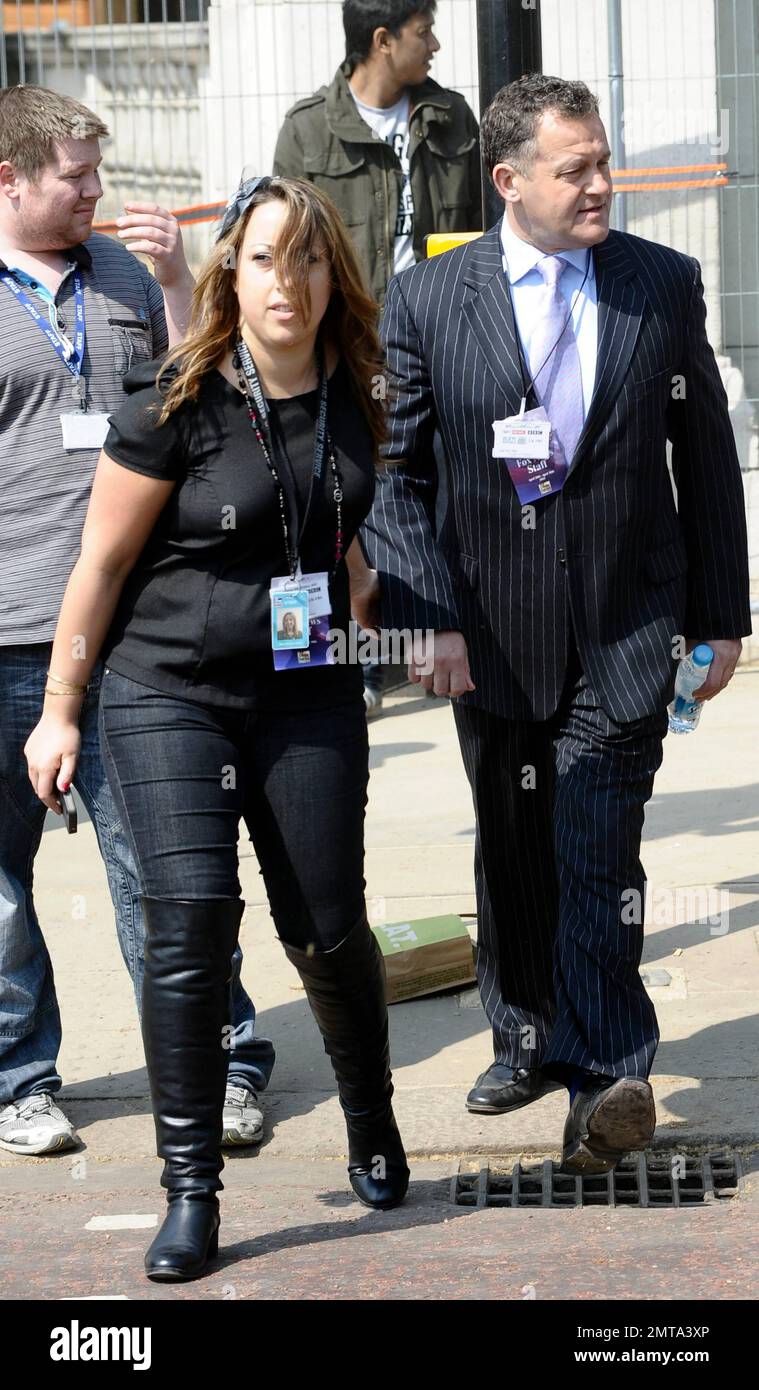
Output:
[0, 1092, 77, 1155]
[222, 1083, 264, 1147]
[363, 685, 383, 719]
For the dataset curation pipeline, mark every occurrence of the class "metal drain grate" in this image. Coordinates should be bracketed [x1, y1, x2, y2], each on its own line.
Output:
[451, 1151, 743, 1208]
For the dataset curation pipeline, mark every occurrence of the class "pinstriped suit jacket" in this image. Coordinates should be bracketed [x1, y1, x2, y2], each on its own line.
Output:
[361, 219, 752, 722]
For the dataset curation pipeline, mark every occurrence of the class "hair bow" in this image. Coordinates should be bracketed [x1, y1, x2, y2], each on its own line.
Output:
[215, 174, 274, 241]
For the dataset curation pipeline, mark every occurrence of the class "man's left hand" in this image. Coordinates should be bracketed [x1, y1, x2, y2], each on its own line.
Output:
[686, 638, 742, 700]
[116, 202, 189, 288]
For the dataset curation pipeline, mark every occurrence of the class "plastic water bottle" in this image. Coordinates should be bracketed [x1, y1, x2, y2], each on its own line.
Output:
[668, 645, 714, 734]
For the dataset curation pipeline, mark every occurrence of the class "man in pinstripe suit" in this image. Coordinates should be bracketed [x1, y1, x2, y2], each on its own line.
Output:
[359, 74, 752, 1173]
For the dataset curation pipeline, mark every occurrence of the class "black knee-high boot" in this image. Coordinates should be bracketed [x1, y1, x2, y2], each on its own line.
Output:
[140, 896, 244, 1281]
[282, 917, 409, 1209]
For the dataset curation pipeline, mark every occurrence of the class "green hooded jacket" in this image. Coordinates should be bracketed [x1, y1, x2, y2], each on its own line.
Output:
[273, 61, 482, 304]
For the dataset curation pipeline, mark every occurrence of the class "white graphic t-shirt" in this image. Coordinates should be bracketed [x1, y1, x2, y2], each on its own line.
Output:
[352, 91, 416, 275]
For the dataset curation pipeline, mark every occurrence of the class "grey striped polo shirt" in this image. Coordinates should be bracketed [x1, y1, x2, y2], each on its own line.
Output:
[0, 232, 168, 645]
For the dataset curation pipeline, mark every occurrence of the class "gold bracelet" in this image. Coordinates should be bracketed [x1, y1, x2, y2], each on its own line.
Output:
[47, 670, 87, 689]
[44, 685, 85, 697]
[47, 670, 88, 693]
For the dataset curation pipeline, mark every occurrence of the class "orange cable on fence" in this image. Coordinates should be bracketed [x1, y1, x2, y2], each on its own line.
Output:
[95, 199, 227, 232]
[612, 163, 728, 176]
[611, 161, 729, 191]
[611, 178, 729, 190]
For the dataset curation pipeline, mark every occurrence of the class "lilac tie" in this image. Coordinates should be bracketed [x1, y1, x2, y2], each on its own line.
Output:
[527, 255, 584, 468]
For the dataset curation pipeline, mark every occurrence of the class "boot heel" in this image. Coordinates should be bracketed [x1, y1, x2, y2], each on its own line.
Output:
[208, 1225, 219, 1259]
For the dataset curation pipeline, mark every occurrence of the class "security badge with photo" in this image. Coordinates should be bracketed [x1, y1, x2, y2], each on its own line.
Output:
[269, 569, 333, 671]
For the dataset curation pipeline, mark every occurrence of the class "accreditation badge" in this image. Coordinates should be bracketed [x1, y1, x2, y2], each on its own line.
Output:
[492, 404, 568, 503]
[270, 587, 309, 651]
[60, 412, 111, 450]
[270, 571, 332, 671]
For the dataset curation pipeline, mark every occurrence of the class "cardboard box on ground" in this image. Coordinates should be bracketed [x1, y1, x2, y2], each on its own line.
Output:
[371, 915, 476, 1004]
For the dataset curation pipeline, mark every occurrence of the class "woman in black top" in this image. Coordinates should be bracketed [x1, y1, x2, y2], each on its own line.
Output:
[25, 175, 407, 1282]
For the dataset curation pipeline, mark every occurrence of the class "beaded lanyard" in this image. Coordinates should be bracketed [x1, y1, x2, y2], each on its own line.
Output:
[233, 337, 344, 579]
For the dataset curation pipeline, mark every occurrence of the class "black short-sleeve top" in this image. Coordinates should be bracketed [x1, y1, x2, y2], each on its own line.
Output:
[100, 356, 377, 710]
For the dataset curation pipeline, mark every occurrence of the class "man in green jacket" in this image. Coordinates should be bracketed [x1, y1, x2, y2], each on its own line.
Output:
[273, 0, 482, 307]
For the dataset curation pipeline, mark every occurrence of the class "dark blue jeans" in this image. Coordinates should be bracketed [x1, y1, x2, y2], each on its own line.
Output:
[0, 643, 273, 1104]
[98, 670, 370, 952]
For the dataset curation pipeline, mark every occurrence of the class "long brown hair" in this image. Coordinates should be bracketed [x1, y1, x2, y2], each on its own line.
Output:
[154, 177, 387, 459]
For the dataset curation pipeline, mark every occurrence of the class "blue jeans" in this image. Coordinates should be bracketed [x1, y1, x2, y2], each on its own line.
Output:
[98, 670, 369, 948]
[0, 644, 274, 1105]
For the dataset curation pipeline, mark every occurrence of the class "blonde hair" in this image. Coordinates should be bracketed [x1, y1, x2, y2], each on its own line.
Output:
[0, 85, 108, 181]
[155, 177, 387, 460]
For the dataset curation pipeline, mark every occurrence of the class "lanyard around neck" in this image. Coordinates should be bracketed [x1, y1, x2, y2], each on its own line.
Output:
[1, 267, 87, 406]
[233, 338, 344, 579]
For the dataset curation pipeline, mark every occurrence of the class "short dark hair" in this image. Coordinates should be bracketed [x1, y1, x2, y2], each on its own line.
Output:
[343, 0, 437, 70]
[480, 73, 600, 176]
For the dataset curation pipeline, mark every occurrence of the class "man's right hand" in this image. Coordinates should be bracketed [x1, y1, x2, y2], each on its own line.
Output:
[409, 629, 475, 698]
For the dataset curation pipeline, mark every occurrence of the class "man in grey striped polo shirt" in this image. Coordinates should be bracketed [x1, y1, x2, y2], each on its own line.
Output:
[0, 85, 274, 1156]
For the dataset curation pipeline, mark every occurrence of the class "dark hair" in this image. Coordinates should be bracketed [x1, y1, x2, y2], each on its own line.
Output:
[343, 0, 437, 70]
[480, 73, 600, 176]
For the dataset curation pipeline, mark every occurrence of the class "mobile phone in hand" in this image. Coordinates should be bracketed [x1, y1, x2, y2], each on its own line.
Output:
[60, 787, 78, 834]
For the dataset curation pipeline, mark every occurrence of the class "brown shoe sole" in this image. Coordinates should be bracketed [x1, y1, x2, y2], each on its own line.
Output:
[561, 1079, 656, 1175]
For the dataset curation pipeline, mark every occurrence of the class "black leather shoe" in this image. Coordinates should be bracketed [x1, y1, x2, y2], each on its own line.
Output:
[466, 1064, 557, 1114]
[561, 1077, 656, 1174]
[140, 896, 243, 1282]
[282, 919, 409, 1211]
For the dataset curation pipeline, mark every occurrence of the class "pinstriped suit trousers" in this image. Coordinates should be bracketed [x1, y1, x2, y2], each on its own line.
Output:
[453, 635, 668, 1084]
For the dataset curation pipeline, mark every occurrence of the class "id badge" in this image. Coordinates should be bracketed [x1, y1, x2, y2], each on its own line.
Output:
[271, 588, 310, 651]
[492, 405, 568, 503]
[270, 570, 333, 671]
[60, 412, 111, 451]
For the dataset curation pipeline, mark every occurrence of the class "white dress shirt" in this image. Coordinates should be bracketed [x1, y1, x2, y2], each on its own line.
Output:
[500, 214, 598, 418]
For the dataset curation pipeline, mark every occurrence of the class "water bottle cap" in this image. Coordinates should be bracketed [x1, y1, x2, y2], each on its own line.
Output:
[692, 644, 714, 666]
